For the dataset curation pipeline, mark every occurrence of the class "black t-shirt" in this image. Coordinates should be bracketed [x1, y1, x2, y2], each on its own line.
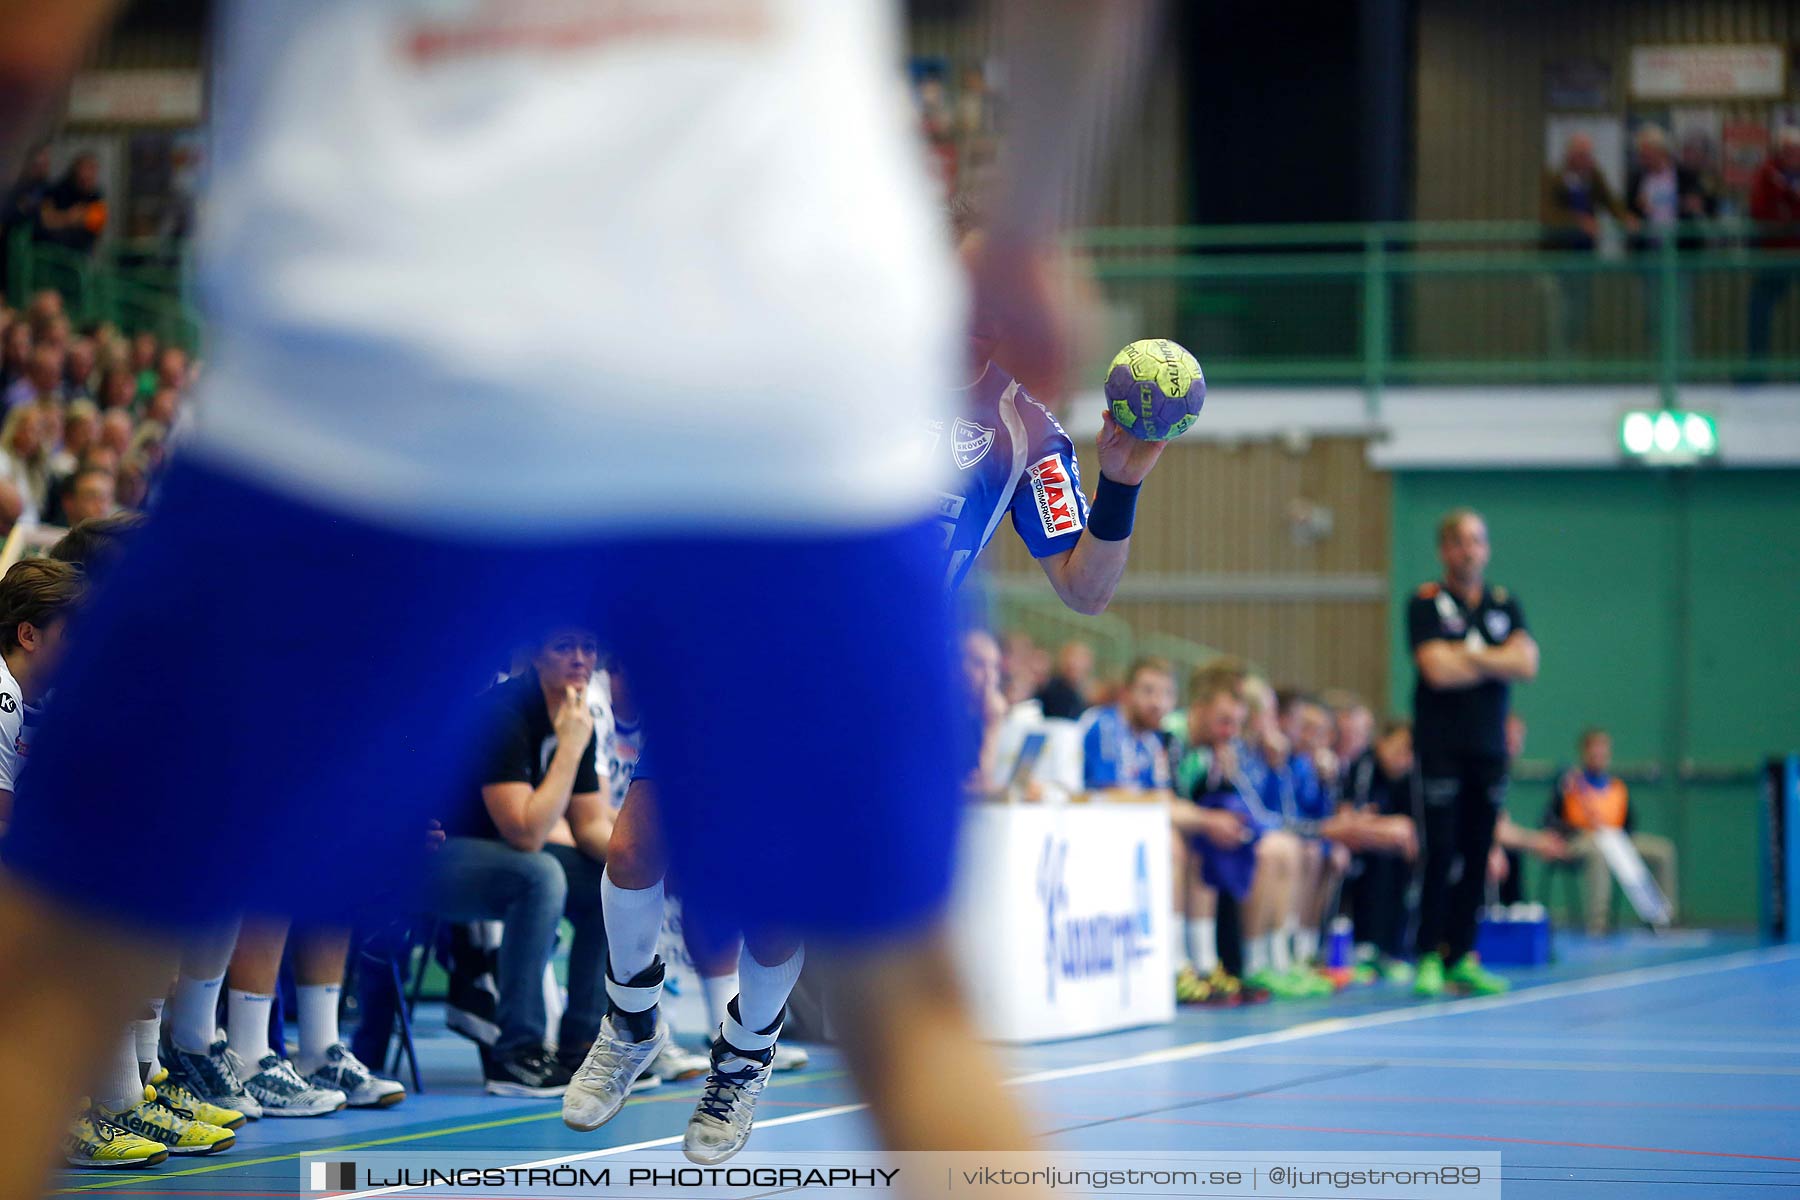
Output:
[451, 671, 600, 842]
[1342, 748, 1411, 818]
[1035, 676, 1086, 721]
[39, 177, 102, 252]
[1408, 581, 1527, 759]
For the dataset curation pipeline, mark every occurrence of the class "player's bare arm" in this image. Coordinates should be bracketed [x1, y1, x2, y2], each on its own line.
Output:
[482, 687, 594, 854]
[1037, 410, 1173, 613]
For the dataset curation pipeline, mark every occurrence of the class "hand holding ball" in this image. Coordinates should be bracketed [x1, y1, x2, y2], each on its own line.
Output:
[1104, 338, 1205, 442]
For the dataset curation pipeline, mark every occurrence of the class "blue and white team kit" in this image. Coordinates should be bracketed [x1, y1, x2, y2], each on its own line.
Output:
[0, 0, 1037, 944]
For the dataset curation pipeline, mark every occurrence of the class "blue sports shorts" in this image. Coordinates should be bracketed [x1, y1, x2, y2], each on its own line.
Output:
[1, 457, 964, 944]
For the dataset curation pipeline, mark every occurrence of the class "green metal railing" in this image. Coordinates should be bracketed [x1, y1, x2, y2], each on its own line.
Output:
[5, 232, 200, 349]
[1075, 220, 1800, 412]
[12, 219, 1800, 409]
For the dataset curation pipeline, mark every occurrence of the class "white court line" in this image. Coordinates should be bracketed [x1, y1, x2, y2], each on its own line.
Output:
[338, 942, 1800, 1198]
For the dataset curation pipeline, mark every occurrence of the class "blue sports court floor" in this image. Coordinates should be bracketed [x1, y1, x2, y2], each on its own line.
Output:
[54, 933, 1800, 1198]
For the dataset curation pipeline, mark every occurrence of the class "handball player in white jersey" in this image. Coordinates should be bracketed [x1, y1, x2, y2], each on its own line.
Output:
[0, 0, 1159, 1185]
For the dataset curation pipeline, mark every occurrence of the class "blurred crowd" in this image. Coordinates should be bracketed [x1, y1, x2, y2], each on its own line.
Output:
[1541, 124, 1800, 359]
[0, 286, 186, 535]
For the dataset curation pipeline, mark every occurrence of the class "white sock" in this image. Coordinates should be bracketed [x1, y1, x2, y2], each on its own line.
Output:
[1295, 925, 1321, 964]
[296, 983, 341, 1073]
[734, 947, 804, 1035]
[227, 990, 275, 1068]
[170, 971, 225, 1053]
[1247, 933, 1271, 974]
[702, 972, 740, 1032]
[1168, 918, 1191, 971]
[1271, 928, 1293, 972]
[134, 1000, 164, 1083]
[101, 1028, 144, 1112]
[601, 872, 664, 986]
[1187, 918, 1218, 973]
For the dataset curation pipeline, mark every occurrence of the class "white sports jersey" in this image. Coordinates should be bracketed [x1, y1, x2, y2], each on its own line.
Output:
[193, 0, 960, 533]
[0, 658, 24, 791]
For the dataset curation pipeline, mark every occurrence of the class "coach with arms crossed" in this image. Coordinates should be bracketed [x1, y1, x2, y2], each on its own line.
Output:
[1408, 509, 1538, 997]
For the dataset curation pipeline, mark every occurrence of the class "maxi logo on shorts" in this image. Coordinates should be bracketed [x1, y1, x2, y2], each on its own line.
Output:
[1027, 453, 1083, 538]
[1037, 837, 1154, 1005]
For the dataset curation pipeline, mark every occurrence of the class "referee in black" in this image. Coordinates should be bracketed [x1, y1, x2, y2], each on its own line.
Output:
[1408, 508, 1538, 996]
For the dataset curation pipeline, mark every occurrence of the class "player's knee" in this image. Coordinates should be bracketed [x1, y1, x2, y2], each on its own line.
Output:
[603, 826, 661, 889]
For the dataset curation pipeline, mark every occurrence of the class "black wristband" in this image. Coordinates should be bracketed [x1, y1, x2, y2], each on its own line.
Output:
[1087, 474, 1141, 541]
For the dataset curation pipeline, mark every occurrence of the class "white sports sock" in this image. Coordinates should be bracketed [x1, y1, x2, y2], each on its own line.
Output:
[1186, 918, 1219, 973]
[1168, 917, 1191, 970]
[296, 983, 341, 1074]
[735, 947, 804, 1035]
[134, 1000, 165, 1084]
[702, 972, 740, 1032]
[101, 1028, 144, 1113]
[1270, 928, 1293, 972]
[1295, 925, 1321, 965]
[227, 990, 275, 1068]
[1247, 933, 1271, 975]
[601, 872, 664, 990]
[170, 971, 225, 1053]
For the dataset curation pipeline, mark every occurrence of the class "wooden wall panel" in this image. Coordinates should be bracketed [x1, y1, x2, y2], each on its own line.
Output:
[988, 436, 1395, 711]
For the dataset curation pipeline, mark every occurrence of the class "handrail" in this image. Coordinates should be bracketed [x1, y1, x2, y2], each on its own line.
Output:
[1074, 219, 1800, 250]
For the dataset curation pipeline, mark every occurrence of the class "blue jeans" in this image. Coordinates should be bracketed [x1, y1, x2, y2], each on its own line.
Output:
[424, 838, 608, 1055]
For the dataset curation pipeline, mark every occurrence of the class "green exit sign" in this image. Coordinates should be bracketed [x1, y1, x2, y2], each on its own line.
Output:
[1621, 409, 1718, 465]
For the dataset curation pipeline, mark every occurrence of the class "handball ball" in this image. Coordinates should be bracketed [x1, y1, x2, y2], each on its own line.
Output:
[1104, 338, 1205, 441]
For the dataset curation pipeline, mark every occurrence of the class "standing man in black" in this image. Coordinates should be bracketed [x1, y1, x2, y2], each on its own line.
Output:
[1408, 509, 1538, 996]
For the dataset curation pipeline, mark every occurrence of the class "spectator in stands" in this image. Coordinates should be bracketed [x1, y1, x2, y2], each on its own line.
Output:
[99, 408, 132, 458]
[0, 146, 52, 286]
[81, 443, 119, 479]
[145, 385, 179, 429]
[427, 628, 609, 1096]
[1035, 639, 1095, 720]
[1748, 128, 1800, 364]
[49, 398, 96, 479]
[129, 331, 158, 393]
[0, 320, 31, 391]
[57, 467, 114, 528]
[1080, 656, 1175, 795]
[1546, 728, 1677, 935]
[4, 342, 62, 412]
[1627, 124, 1709, 352]
[98, 364, 135, 412]
[0, 405, 48, 523]
[960, 628, 1007, 789]
[1342, 718, 1416, 979]
[24, 290, 61, 340]
[1000, 630, 1045, 706]
[35, 153, 106, 256]
[155, 344, 189, 393]
[1541, 133, 1635, 357]
[1324, 690, 1373, 776]
[63, 337, 96, 402]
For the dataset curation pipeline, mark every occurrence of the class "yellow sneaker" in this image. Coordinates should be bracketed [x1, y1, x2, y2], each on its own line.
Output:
[100, 1085, 236, 1155]
[64, 1104, 169, 1169]
[150, 1068, 248, 1131]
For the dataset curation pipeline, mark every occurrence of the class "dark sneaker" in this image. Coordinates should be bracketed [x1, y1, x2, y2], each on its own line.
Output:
[163, 1033, 262, 1121]
[482, 1046, 573, 1098]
